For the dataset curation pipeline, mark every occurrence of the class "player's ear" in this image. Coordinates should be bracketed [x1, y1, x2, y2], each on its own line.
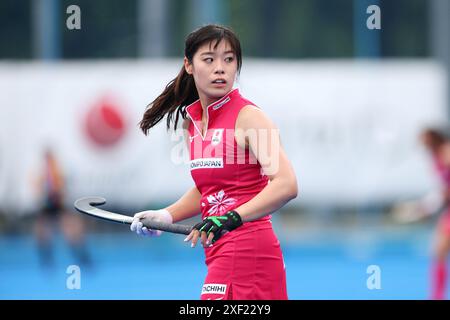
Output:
[184, 57, 193, 75]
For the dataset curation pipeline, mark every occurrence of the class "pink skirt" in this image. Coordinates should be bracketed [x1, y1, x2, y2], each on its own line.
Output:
[200, 220, 288, 300]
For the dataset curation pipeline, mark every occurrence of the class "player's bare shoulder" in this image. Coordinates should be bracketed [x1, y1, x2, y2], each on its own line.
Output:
[235, 105, 277, 148]
[236, 104, 277, 131]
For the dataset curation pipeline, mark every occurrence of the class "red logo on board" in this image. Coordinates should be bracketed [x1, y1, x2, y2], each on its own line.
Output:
[84, 96, 127, 147]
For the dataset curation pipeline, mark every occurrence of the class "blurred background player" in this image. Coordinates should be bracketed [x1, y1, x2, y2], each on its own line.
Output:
[33, 148, 91, 269]
[393, 127, 450, 299]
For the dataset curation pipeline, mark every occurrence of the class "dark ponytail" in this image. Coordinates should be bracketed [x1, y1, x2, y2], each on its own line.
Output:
[139, 24, 242, 135]
[139, 67, 197, 135]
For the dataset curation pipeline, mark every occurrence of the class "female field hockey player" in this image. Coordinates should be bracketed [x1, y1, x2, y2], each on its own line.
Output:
[420, 128, 450, 300]
[394, 127, 450, 299]
[130, 24, 298, 300]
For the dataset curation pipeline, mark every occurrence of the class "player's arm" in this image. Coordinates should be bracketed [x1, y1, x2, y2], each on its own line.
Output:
[131, 185, 201, 236]
[392, 143, 450, 224]
[164, 186, 202, 223]
[233, 105, 298, 222]
[131, 118, 201, 236]
[391, 191, 444, 224]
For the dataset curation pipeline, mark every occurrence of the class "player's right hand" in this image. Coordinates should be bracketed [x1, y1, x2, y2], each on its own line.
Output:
[130, 209, 173, 237]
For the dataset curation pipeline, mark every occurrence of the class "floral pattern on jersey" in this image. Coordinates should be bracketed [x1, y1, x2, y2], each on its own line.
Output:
[206, 189, 237, 216]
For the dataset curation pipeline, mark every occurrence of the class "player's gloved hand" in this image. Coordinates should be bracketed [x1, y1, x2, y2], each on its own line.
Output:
[130, 209, 173, 237]
[186, 210, 243, 247]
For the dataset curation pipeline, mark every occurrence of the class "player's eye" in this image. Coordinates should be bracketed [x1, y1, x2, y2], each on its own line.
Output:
[204, 58, 213, 63]
[225, 57, 234, 63]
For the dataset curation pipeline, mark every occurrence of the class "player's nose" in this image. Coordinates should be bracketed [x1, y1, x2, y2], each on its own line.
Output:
[214, 61, 225, 74]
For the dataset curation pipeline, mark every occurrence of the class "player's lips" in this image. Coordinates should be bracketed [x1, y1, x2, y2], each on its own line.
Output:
[211, 78, 227, 86]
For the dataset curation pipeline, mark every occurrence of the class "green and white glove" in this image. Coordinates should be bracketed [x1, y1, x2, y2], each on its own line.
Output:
[192, 210, 243, 243]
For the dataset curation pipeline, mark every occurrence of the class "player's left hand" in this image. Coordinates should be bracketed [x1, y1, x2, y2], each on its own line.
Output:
[185, 210, 243, 248]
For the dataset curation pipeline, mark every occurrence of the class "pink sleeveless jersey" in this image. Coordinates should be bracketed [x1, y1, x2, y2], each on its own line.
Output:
[186, 88, 270, 221]
[433, 155, 450, 236]
[186, 89, 288, 300]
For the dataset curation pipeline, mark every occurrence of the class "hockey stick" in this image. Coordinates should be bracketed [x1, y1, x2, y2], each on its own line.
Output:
[74, 196, 193, 235]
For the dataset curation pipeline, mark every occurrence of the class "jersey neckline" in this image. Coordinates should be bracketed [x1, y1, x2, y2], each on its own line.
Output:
[186, 88, 239, 140]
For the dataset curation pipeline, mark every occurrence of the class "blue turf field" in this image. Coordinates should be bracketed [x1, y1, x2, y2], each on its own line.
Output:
[0, 224, 445, 300]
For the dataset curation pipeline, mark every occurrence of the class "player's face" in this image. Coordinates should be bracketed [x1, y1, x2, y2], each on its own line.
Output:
[185, 40, 238, 105]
